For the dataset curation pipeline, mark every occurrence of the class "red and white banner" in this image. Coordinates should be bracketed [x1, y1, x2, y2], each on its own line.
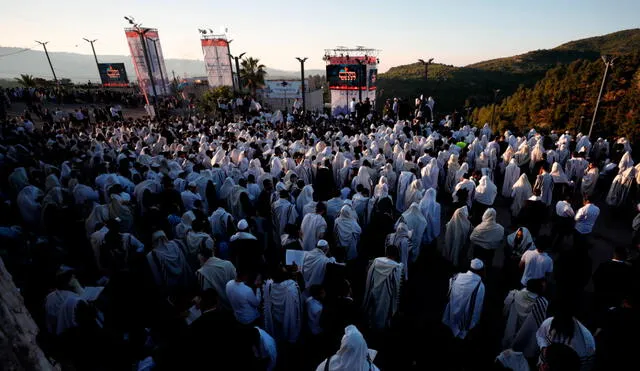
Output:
[125, 28, 169, 97]
[201, 38, 234, 88]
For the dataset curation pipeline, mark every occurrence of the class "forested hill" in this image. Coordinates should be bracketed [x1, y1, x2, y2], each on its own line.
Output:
[377, 28, 640, 115]
[472, 53, 640, 141]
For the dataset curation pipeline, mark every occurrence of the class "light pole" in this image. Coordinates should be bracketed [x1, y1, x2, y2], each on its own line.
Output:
[124, 16, 159, 118]
[35, 40, 58, 83]
[83, 38, 100, 81]
[588, 55, 616, 139]
[146, 38, 167, 96]
[489, 89, 501, 131]
[281, 81, 289, 112]
[229, 52, 246, 93]
[356, 59, 364, 103]
[296, 57, 307, 114]
[418, 58, 434, 93]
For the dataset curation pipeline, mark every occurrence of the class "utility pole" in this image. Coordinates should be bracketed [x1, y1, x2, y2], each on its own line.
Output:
[35, 40, 58, 83]
[296, 57, 307, 114]
[356, 59, 363, 103]
[418, 58, 434, 94]
[229, 52, 246, 94]
[83, 38, 100, 81]
[489, 89, 501, 131]
[147, 38, 167, 95]
[588, 55, 616, 139]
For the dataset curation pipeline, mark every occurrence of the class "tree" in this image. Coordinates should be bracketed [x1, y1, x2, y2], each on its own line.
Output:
[14, 74, 36, 88]
[199, 85, 234, 115]
[239, 57, 267, 96]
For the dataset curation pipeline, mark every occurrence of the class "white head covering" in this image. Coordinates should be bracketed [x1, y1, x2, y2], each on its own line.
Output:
[474, 175, 497, 206]
[502, 159, 520, 198]
[470, 258, 484, 270]
[510, 174, 533, 217]
[419, 188, 441, 244]
[506, 227, 535, 256]
[470, 208, 504, 250]
[319, 325, 377, 371]
[444, 206, 471, 266]
[550, 162, 569, 183]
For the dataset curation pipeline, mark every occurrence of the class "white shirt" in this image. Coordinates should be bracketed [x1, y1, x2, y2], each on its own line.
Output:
[520, 250, 553, 286]
[306, 297, 323, 335]
[349, 100, 356, 113]
[225, 280, 261, 325]
[555, 200, 575, 217]
[574, 203, 600, 234]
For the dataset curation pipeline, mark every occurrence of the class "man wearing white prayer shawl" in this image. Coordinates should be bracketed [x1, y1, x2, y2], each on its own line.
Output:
[271, 190, 298, 245]
[475, 175, 497, 206]
[315, 325, 380, 371]
[495, 350, 530, 371]
[398, 202, 427, 262]
[296, 184, 314, 216]
[443, 206, 471, 267]
[511, 174, 533, 217]
[470, 208, 504, 266]
[196, 245, 236, 310]
[403, 179, 424, 211]
[453, 174, 476, 210]
[419, 188, 441, 245]
[181, 182, 202, 211]
[385, 223, 412, 281]
[502, 278, 548, 357]
[421, 158, 439, 190]
[362, 245, 403, 330]
[442, 258, 485, 339]
[351, 166, 373, 194]
[146, 231, 194, 294]
[263, 270, 303, 344]
[445, 153, 461, 194]
[606, 166, 635, 207]
[396, 171, 416, 212]
[580, 162, 599, 197]
[535, 314, 596, 370]
[303, 240, 337, 291]
[327, 192, 346, 222]
[533, 165, 554, 207]
[380, 163, 397, 193]
[301, 202, 328, 251]
[17, 185, 44, 230]
[502, 159, 520, 198]
[333, 205, 362, 261]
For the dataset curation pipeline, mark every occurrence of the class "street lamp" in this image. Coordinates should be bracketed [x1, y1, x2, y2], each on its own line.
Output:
[124, 16, 159, 118]
[35, 40, 58, 83]
[229, 52, 246, 93]
[83, 38, 100, 83]
[588, 55, 616, 139]
[295, 57, 307, 114]
[490, 89, 501, 131]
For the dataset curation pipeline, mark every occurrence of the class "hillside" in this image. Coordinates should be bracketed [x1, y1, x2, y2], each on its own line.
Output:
[0, 47, 324, 82]
[472, 53, 640, 140]
[378, 28, 640, 114]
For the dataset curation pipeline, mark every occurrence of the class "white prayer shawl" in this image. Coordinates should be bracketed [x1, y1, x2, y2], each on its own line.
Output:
[271, 157, 284, 178]
[421, 158, 439, 190]
[228, 185, 249, 221]
[506, 227, 536, 256]
[73, 184, 99, 206]
[302, 201, 319, 218]
[108, 193, 134, 231]
[315, 325, 380, 371]
[550, 162, 569, 184]
[514, 144, 530, 167]
[17, 185, 44, 228]
[303, 248, 336, 289]
[444, 206, 471, 267]
[502, 159, 521, 198]
[470, 208, 504, 251]
[351, 166, 373, 194]
[442, 271, 485, 339]
[264, 279, 302, 343]
[175, 211, 196, 240]
[134, 180, 161, 210]
[419, 188, 441, 244]
[536, 317, 595, 371]
[296, 185, 314, 216]
[403, 180, 424, 212]
[399, 203, 427, 261]
[219, 177, 235, 200]
[380, 164, 397, 193]
[196, 257, 236, 310]
[301, 213, 327, 251]
[606, 167, 636, 207]
[446, 154, 461, 193]
[502, 288, 538, 348]
[453, 179, 475, 209]
[495, 350, 530, 371]
[475, 176, 497, 206]
[396, 171, 416, 212]
[333, 205, 362, 260]
[511, 174, 533, 217]
[363, 257, 403, 330]
[618, 151, 633, 173]
[352, 194, 373, 227]
[9, 167, 29, 195]
[530, 141, 545, 171]
[502, 146, 515, 165]
[45, 290, 85, 335]
[534, 172, 554, 206]
[327, 197, 346, 221]
[455, 163, 470, 184]
[581, 167, 599, 196]
[147, 233, 193, 292]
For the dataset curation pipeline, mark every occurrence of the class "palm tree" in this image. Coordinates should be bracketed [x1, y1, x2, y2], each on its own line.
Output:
[239, 57, 267, 96]
[14, 74, 36, 88]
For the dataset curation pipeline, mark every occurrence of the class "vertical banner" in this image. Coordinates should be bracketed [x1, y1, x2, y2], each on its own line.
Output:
[201, 38, 233, 88]
[125, 28, 169, 97]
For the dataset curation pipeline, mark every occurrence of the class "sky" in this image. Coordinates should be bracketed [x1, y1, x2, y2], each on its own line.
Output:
[1, 0, 639, 72]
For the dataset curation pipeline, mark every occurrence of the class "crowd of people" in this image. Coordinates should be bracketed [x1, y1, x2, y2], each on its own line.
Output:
[1, 98, 639, 371]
